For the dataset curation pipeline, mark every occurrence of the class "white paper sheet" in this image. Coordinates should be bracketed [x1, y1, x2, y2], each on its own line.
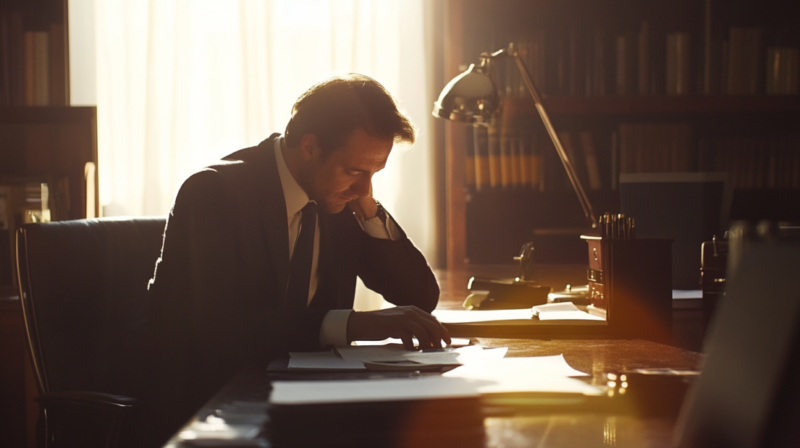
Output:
[269, 376, 480, 405]
[404, 347, 508, 365]
[672, 289, 702, 299]
[432, 309, 535, 324]
[531, 302, 581, 315]
[287, 351, 366, 370]
[443, 354, 602, 396]
[538, 310, 606, 321]
[335, 344, 506, 365]
[334, 345, 408, 362]
[532, 303, 606, 321]
[353, 337, 472, 347]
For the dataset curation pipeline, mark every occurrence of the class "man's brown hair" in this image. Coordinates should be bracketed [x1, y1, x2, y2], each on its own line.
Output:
[285, 74, 415, 154]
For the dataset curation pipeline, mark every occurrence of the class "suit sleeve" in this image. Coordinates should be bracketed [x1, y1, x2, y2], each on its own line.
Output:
[345, 211, 440, 313]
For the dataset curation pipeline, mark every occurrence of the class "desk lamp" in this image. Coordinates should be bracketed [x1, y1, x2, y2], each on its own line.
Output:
[433, 44, 598, 230]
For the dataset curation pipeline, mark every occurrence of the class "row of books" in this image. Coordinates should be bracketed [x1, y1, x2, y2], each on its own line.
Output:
[0, 12, 67, 106]
[699, 133, 800, 189]
[487, 24, 799, 98]
[463, 121, 609, 193]
[710, 28, 799, 95]
[464, 122, 800, 193]
[618, 123, 693, 174]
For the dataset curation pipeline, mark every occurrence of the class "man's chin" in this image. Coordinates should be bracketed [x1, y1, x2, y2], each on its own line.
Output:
[320, 201, 347, 214]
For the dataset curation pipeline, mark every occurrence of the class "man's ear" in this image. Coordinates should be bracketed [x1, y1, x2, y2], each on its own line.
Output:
[298, 134, 319, 162]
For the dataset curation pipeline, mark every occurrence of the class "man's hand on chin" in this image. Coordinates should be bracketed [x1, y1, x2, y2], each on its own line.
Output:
[346, 306, 452, 350]
[347, 196, 379, 220]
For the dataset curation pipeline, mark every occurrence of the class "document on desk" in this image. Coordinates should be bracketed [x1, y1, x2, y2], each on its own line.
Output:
[443, 354, 603, 396]
[287, 350, 366, 370]
[353, 337, 472, 347]
[270, 376, 480, 405]
[433, 305, 606, 326]
[532, 302, 606, 321]
[335, 344, 507, 365]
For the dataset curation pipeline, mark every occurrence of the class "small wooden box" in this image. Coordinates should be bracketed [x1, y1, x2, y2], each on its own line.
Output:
[582, 236, 673, 344]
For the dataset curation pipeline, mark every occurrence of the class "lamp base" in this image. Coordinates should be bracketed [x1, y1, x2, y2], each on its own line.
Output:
[465, 277, 550, 310]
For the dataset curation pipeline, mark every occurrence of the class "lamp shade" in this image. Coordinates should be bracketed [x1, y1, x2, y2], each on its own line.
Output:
[432, 63, 498, 124]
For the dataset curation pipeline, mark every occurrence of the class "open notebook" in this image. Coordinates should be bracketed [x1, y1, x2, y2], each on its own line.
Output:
[433, 302, 606, 326]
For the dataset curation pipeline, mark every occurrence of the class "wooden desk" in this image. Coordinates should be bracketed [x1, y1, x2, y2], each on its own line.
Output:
[164, 338, 701, 448]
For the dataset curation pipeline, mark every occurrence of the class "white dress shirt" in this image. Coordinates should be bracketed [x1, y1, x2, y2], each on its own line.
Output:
[273, 137, 401, 346]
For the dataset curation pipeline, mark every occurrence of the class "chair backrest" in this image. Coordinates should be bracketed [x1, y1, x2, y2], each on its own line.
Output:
[16, 217, 166, 398]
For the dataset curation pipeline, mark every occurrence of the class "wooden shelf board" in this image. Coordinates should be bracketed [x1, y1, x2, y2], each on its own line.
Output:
[505, 95, 800, 116]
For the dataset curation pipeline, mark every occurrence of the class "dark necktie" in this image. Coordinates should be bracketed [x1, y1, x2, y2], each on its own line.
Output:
[287, 202, 317, 309]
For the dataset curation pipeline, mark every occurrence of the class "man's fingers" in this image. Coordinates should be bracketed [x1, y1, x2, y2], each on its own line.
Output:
[408, 322, 434, 349]
[409, 308, 449, 348]
[400, 332, 416, 350]
[439, 320, 452, 346]
[415, 316, 446, 349]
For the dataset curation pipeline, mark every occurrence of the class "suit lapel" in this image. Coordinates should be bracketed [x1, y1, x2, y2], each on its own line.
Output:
[252, 135, 291, 303]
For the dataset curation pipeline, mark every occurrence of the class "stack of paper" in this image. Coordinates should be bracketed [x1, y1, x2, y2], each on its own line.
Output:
[285, 345, 507, 371]
[269, 377, 485, 447]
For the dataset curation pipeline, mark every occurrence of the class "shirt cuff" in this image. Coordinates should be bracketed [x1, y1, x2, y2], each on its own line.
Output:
[319, 309, 353, 346]
[356, 214, 402, 241]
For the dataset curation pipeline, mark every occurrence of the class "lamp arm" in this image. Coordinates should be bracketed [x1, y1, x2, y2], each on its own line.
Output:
[511, 51, 598, 229]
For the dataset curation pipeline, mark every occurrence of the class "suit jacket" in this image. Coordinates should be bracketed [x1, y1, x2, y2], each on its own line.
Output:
[145, 134, 439, 442]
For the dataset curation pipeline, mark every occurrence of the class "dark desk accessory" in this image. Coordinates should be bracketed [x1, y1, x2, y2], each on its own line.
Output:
[463, 242, 550, 310]
[547, 284, 591, 306]
[582, 214, 673, 343]
[700, 234, 728, 330]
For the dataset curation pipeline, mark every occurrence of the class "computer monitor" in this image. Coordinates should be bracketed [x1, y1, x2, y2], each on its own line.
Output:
[620, 172, 731, 290]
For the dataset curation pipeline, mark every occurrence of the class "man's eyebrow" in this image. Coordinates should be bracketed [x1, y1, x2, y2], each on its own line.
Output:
[348, 166, 385, 174]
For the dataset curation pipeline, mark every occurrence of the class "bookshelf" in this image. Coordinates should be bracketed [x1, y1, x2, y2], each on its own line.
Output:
[0, 1, 98, 447]
[442, 0, 800, 268]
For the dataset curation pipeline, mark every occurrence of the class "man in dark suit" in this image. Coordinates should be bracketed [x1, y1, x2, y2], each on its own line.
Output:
[145, 74, 448, 444]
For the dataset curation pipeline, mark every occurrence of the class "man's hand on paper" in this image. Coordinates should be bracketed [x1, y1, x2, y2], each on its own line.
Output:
[347, 306, 451, 350]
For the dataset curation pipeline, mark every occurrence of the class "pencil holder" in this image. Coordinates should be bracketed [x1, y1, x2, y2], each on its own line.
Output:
[581, 235, 673, 343]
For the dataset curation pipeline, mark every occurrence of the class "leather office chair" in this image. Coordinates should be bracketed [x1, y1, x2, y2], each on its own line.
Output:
[16, 217, 166, 448]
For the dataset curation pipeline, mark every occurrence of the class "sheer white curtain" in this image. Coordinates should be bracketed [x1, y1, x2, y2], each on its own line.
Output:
[73, 0, 438, 309]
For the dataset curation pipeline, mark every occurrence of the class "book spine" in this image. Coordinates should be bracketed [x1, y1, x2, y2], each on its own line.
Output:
[579, 131, 603, 189]
[474, 125, 489, 191]
[24, 31, 33, 105]
[488, 116, 500, 189]
[33, 31, 49, 105]
[667, 32, 690, 95]
[8, 12, 23, 106]
[616, 35, 627, 95]
[48, 24, 66, 106]
[500, 103, 512, 189]
[638, 22, 650, 95]
[465, 125, 475, 188]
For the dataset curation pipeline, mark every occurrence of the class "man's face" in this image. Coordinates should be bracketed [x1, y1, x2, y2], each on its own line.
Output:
[299, 129, 393, 214]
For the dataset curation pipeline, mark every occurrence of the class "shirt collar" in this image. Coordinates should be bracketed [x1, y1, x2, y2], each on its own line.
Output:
[274, 136, 312, 219]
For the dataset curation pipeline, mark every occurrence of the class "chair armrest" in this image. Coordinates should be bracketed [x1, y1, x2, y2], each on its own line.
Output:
[36, 391, 139, 411]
